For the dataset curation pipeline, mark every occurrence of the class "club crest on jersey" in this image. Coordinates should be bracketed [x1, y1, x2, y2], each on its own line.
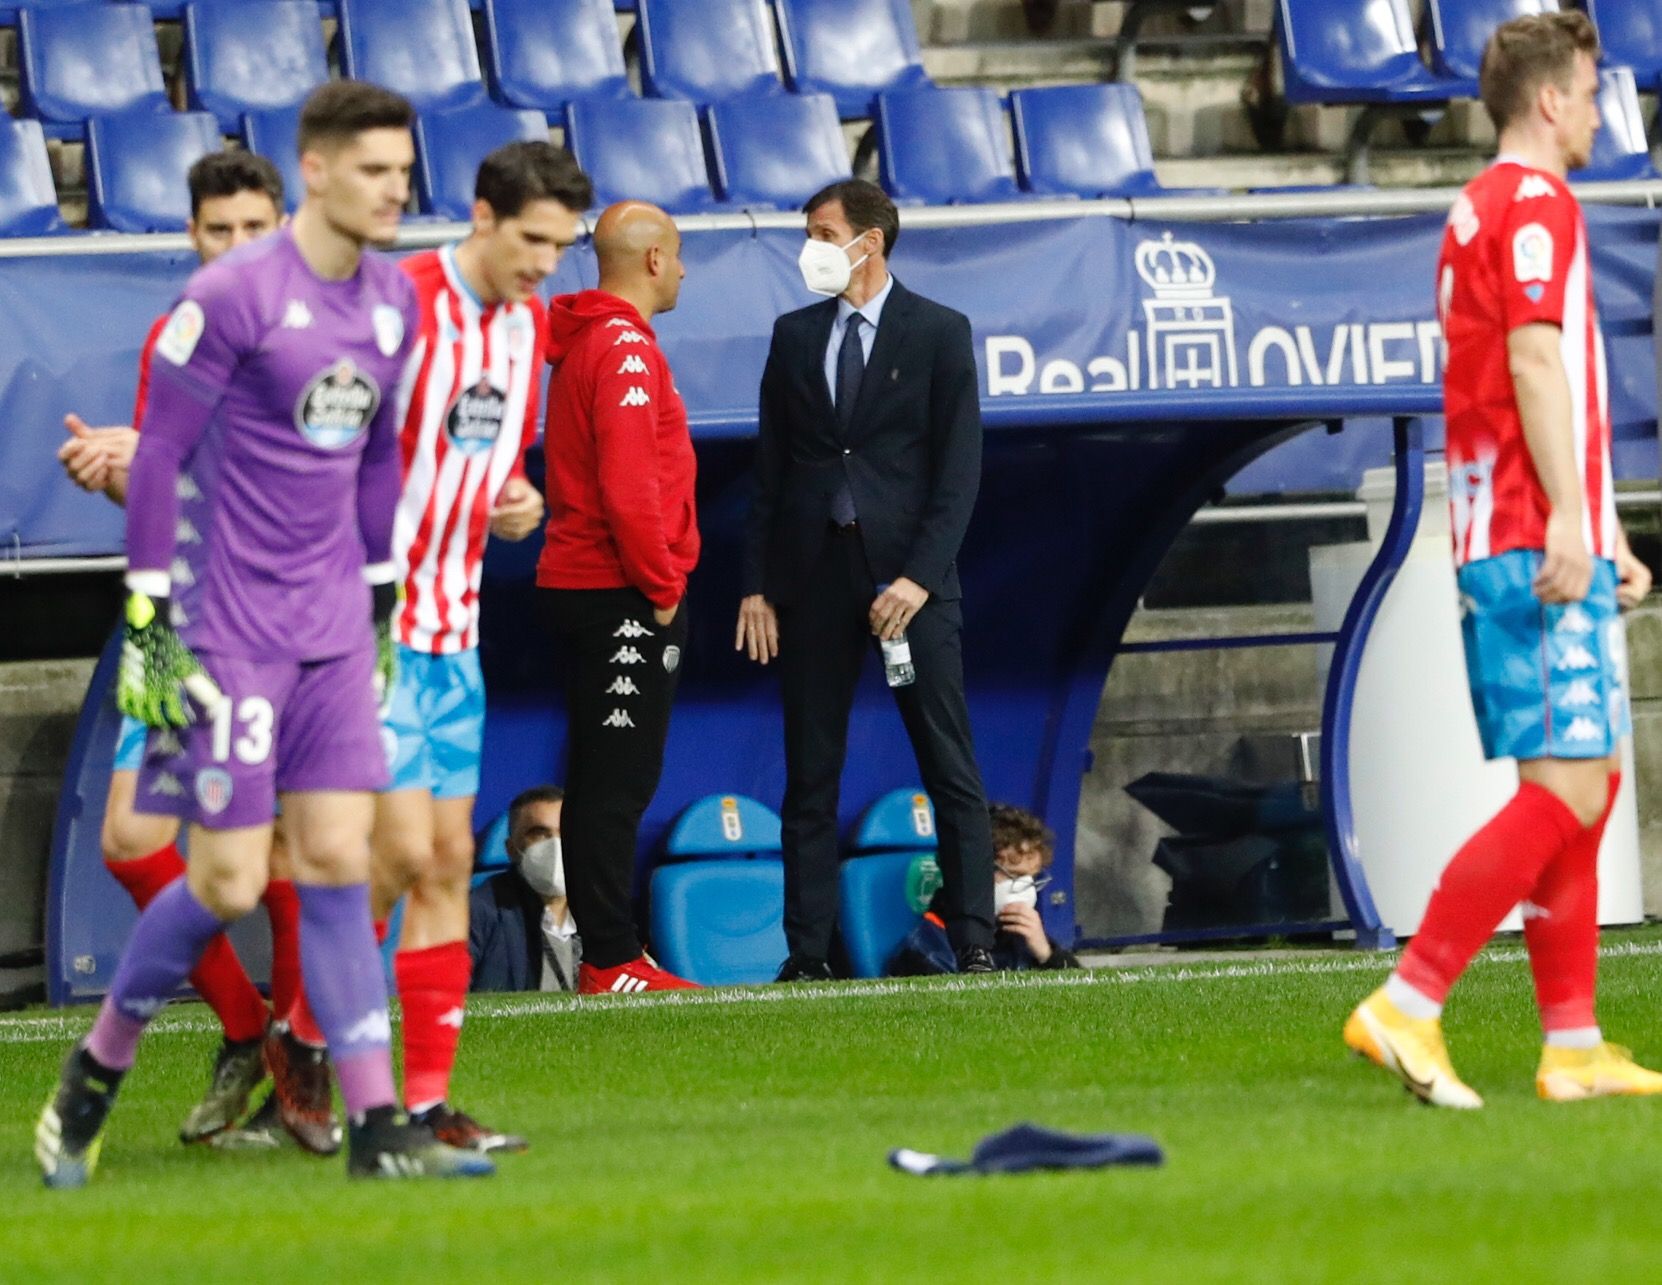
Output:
[156, 300, 206, 366]
[446, 377, 508, 455]
[372, 305, 405, 356]
[295, 359, 381, 449]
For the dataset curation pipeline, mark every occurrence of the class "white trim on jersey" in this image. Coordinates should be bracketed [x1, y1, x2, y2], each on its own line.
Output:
[1559, 233, 1594, 555]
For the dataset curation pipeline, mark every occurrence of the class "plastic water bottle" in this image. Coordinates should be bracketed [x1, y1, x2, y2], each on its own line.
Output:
[881, 634, 915, 688]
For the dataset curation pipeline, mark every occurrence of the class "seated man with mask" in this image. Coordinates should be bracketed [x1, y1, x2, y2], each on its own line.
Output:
[887, 803, 1079, 975]
[468, 786, 582, 991]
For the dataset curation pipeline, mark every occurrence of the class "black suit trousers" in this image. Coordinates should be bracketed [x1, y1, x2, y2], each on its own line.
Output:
[777, 527, 996, 961]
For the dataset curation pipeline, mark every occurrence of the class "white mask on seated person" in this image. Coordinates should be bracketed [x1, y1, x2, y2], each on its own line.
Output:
[519, 836, 565, 900]
[993, 876, 1039, 916]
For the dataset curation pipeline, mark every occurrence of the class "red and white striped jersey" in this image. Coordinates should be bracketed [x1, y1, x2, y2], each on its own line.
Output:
[394, 246, 546, 654]
[1436, 159, 1616, 568]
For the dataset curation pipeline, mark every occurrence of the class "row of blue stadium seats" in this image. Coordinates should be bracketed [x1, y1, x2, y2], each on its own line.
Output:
[0, 0, 642, 20]
[473, 789, 943, 984]
[12, 0, 928, 142]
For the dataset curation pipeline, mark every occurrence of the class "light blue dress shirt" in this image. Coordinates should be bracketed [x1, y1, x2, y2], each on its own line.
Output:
[823, 272, 895, 407]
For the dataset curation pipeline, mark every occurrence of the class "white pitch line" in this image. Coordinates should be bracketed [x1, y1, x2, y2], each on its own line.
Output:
[3, 939, 1660, 1044]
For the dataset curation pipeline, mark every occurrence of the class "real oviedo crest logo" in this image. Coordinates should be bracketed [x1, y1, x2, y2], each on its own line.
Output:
[295, 359, 381, 449]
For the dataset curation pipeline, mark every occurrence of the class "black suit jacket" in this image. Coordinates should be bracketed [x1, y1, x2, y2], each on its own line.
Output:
[467, 870, 543, 993]
[742, 278, 982, 607]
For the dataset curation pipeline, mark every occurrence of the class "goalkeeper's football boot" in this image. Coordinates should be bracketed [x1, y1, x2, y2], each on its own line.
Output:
[347, 1107, 496, 1180]
[1344, 987, 1483, 1109]
[180, 1033, 267, 1144]
[264, 1022, 342, 1156]
[36, 1047, 123, 1190]
[413, 1102, 529, 1154]
[1537, 1042, 1662, 1101]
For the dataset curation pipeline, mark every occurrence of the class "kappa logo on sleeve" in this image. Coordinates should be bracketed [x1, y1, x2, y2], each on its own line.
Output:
[618, 354, 649, 375]
[156, 300, 206, 366]
[620, 386, 651, 407]
[612, 330, 648, 346]
[1512, 223, 1554, 285]
[1513, 174, 1556, 202]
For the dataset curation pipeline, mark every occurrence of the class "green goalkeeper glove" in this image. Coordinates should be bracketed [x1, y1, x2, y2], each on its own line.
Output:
[371, 580, 398, 713]
[117, 591, 223, 729]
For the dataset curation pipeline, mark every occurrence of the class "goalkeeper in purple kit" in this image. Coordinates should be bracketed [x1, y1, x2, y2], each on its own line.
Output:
[34, 81, 491, 1186]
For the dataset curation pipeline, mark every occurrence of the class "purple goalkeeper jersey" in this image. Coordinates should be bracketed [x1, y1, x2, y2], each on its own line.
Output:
[126, 226, 419, 662]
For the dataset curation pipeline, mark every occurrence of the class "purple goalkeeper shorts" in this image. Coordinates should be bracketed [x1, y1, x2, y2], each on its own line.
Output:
[135, 647, 388, 830]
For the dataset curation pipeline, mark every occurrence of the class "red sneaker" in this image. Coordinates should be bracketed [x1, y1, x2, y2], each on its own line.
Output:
[578, 955, 701, 995]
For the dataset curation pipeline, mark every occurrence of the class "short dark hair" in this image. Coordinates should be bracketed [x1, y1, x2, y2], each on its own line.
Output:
[989, 803, 1055, 869]
[803, 178, 899, 258]
[507, 785, 564, 831]
[296, 80, 414, 156]
[475, 141, 593, 219]
[188, 151, 284, 219]
[1479, 11, 1599, 133]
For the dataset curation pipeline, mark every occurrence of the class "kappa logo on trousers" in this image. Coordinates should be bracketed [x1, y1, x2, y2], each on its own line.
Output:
[602, 709, 636, 729]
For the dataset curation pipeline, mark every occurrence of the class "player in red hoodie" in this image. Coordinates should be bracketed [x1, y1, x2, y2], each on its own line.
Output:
[538, 202, 700, 995]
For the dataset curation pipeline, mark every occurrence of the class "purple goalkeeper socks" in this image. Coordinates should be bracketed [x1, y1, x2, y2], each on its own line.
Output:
[296, 882, 396, 1119]
[86, 877, 227, 1070]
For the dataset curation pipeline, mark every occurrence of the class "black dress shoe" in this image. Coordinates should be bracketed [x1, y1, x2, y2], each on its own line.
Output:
[955, 945, 995, 974]
[774, 954, 834, 983]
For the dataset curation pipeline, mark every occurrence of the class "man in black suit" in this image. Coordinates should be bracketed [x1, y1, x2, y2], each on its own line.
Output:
[735, 179, 996, 981]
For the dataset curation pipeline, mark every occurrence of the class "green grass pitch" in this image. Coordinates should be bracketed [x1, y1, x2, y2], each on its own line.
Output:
[6, 935, 1662, 1282]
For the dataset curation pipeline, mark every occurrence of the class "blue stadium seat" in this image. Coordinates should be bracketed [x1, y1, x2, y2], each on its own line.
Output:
[184, 1, 328, 137]
[0, 0, 99, 27]
[650, 794, 785, 985]
[563, 98, 726, 213]
[133, 0, 188, 18]
[638, 0, 785, 102]
[875, 87, 1025, 204]
[837, 789, 939, 978]
[664, 793, 783, 859]
[1427, 0, 1557, 88]
[415, 102, 549, 220]
[1580, 67, 1659, 182]
[86, 110, 221, 233]
[773, 0, 932, 119]
[649, 860, 787, 986]
[474, 810, 512, 872]
[339, 0, 486, 111]
[1586, 0, 1662, 92]
[0, 118, 64, 236]
[1010, 83, 1167, 198]
[706, 92, 850, 209]
[241, 106, 303, 212]
[18, 4, 170, 139]
[482, 0, 630, 114]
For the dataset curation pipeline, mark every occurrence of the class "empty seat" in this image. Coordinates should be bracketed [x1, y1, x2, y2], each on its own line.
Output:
[774, 0, 932, 119]
[0, 118, 64, 236]
[87, 111, 222, 233]
[706, 92, 850, 209]
[242, 106, 303, 212]
[483, 0, 629, 114]
[837, 789, 940, 978]
[185, 1, 329, 137]
[1427, 0, 1558, 88]
[416, 102, 549, 220]
[638, 0, 784, 102]
[1586, 0, 1662, 92]
[875, 87, 1024, 204]
[339, 0, 485, 111]
[563, 97, 726, 213]
[1580, 67, 1658, 182]
[19, 4, 170, 139]
[663, 793, 784, 859]
[0, 0, 100, 28]
[1010, 83, 1166, 198]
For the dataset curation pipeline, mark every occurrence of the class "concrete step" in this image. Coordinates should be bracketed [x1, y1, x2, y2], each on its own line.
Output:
[1158, 146, 1484, 190]
[917, 0, 1274, 44]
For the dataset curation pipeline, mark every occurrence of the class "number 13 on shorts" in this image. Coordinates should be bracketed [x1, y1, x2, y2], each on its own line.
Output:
[210, 696, 274, 765]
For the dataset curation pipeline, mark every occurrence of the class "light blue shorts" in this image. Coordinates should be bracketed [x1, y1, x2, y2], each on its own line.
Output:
[380, 645, 486, 800]
[113, 713, 148, 773]
[1458, 550, 1630, 761]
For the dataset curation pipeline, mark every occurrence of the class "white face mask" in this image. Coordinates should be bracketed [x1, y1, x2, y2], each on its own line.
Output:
[993, 876, 1039, 916]
[798, 233, 871, 297]
[518, 836, 564, 899]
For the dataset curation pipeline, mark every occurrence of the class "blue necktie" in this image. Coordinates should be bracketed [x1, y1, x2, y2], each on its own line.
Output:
[830, 314, 864, 527]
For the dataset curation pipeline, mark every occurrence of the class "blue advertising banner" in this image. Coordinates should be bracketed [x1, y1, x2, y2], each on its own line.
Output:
[5, 207, 1656, 557]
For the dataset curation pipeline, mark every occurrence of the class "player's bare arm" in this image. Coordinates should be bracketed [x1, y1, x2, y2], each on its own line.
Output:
[1507, 321, 1589, 603]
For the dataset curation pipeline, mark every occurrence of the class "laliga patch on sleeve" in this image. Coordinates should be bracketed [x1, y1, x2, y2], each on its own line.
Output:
[155, 300, 206, 367]
[1513, 223, 1554, 285]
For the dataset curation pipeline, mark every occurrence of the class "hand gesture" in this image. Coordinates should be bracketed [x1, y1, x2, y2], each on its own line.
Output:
[996, 902, 1052, 965]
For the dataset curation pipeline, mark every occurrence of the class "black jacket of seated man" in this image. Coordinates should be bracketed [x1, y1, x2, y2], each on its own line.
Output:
[737, 179, 996, 969]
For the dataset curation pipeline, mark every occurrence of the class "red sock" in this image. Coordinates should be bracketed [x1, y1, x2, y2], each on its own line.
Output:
[287, 989, 327, 1047]
[1523, 773, 1618, 1034]
[395, 942, 472, 1112]
[104, 844, 269, 1044]
[1396, 783, 1585, 1005]
[262, 879, 302, 1018]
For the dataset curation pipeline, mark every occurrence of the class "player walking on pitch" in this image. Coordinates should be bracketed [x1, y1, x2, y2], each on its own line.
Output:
[1345, 12, 1662, 1107]
[35, 81, 491, 1187]
[369, 141, 591, 1151]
